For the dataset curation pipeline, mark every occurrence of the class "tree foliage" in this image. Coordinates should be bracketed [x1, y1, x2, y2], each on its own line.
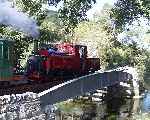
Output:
[46, 0, 97, 34]
[58, 0, 96, 33]
[0, 0, 44, 64]
[0, 0, 99, 66]
[0, 0, 67, 64]
[73, 3, 149, 83]
[73, 5, 116, 69]
[111, 0, 150, 31]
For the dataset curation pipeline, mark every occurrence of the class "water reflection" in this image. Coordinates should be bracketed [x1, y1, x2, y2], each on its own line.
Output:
[102, 97, 128, 119]
[99, 92, 150, 120]
[56, 92, 150, 120]
[142, 91, 150, 113]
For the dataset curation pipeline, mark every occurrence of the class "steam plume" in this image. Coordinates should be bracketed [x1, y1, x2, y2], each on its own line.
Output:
[0, 0, 39, 38]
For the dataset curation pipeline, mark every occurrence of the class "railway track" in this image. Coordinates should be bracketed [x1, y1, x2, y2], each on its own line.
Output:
[0, 75, 75, 96]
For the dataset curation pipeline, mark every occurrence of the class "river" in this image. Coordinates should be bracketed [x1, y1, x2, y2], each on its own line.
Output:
[56, 86, 150, 120]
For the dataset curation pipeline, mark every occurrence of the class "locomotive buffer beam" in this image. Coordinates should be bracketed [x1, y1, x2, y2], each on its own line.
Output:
[39, 70, 132, 107]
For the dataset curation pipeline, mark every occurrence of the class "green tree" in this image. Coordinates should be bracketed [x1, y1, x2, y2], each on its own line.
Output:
[58, 0, 96, 34]
[73, 4, 115, 69]
[73, 3, 148, 83]
[45, 0, 97, 34]
[111, 0, 150, 31]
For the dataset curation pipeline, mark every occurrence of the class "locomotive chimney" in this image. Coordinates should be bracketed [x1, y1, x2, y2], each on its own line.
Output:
[34, 39, 39, 55]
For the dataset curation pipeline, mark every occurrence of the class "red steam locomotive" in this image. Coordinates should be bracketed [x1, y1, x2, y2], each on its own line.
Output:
[0, 39, 100, 87]
[25, 43, 100, 82]
[0, 39, 100, 94]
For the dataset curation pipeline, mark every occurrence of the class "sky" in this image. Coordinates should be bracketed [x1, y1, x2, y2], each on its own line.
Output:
[44, 0, 117, 19]
[86, 0, 117, 19]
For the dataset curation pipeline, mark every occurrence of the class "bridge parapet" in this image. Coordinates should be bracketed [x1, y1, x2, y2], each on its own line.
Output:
[39, 67, 133, 107]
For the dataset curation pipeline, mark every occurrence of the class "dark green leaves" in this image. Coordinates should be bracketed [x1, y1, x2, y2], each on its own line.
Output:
[58, 0, 96, 34]
[111, 0, 141, 30]
[111, 0, 150, 31]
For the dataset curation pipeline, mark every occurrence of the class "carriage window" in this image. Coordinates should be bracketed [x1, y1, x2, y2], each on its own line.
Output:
[8, 47, 10, 60]
[0, 45, 2, 59]
[0, 42, 3, 59]
[4, 46, 9, 60]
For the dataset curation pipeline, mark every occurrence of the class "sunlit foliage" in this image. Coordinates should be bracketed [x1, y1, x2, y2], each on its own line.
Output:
[58, 0, 96, 34]
[111, 0, 150, 31]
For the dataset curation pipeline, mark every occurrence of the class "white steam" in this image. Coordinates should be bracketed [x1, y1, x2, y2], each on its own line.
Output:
[0, 0, 39, 38]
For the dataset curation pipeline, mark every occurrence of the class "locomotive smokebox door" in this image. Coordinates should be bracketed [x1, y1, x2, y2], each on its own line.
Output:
[0, 39, 14, 81]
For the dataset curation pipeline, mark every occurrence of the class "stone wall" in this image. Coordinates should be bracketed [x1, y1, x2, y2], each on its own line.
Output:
[0, 92, 48, 120]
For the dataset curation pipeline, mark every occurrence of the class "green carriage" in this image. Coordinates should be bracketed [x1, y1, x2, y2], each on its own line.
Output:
[0, 38, 15, 81]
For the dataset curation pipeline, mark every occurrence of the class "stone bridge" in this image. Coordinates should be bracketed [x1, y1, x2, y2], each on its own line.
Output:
[0, 67, 138, 120]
